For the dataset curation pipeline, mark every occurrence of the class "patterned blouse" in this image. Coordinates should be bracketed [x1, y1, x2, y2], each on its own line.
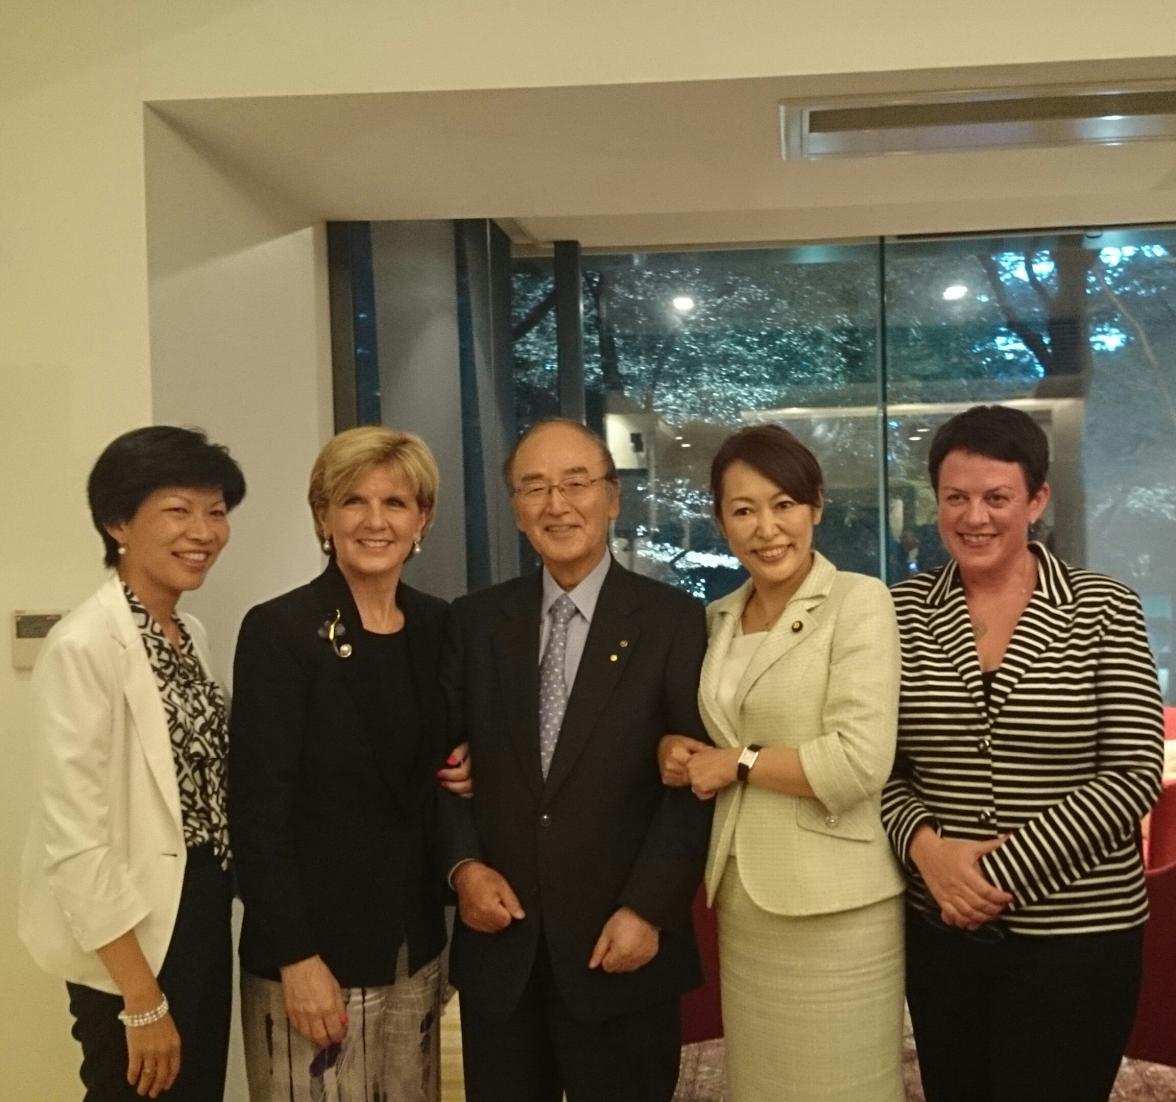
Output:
[123, 584, 230, 869]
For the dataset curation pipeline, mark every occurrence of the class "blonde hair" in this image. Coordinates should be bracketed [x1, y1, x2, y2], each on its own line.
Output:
[308, 426, 439, 542]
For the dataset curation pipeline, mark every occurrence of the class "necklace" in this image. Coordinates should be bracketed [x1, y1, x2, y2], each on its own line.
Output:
[743, 592, 783, 634]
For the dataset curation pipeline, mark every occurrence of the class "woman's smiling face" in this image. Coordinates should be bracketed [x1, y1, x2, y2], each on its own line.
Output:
[935, 449, 1049, 579]
[717, 460, 822, 603]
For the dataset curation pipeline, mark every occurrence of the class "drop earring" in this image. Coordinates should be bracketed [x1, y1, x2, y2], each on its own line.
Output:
[412, 537, 422, 557]
[321, 535, 332, 555]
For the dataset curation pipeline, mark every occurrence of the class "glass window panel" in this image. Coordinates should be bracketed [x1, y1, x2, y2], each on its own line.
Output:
[514, 245, 884, 601]
[885, 227, 1176, 701]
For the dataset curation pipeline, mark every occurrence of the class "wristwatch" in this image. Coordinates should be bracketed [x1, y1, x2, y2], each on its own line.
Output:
[736, 744, 762, 783]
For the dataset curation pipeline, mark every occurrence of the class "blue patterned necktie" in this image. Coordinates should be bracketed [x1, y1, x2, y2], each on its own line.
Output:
[538, 593, 577, 778]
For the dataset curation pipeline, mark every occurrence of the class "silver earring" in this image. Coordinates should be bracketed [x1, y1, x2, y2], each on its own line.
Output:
[412, 537, 422, 557]
[117, 545, 127, 557]
[321, 536, 332, 555]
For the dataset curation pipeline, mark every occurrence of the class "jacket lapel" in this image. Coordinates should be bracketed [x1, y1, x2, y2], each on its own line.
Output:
[309, 563, 407, 805]
[732, 552, 835, 716]
[543, 561, 640, 803]
[96, 578, 181, 822]
[492, 577, 545, 805]
[924, 559, 988, 717]
[985, 544, 1075, 722]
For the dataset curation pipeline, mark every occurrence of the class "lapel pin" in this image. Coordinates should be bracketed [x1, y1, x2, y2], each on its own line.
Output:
[319, 609, 353, 659]
[609, 654, 618, 662]
[619, 639, 629, 648]
[791, 621, 803, 633]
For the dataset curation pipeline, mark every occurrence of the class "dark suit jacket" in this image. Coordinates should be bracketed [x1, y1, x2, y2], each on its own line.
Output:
[442, 558, 712, 1024]
[230, 562, 448, 986]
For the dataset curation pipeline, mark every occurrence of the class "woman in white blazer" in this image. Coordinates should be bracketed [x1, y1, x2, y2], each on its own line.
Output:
[660, 425, 905, 1101]
[19, 426, 245, 1101]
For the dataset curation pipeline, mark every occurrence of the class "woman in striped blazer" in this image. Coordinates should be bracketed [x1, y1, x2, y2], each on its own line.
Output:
[882, 404, 1165, 1102]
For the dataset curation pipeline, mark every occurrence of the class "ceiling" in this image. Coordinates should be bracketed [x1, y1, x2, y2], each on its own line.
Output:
[149, 55, 1176, 250]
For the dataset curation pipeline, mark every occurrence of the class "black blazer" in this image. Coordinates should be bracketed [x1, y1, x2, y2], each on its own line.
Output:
[230, 562, 449, 986]
[442, 559, 712, 1024]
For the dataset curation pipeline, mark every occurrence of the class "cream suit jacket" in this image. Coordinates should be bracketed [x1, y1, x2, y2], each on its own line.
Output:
[18, 575, 209, 993]
[700, 552, 905, 915]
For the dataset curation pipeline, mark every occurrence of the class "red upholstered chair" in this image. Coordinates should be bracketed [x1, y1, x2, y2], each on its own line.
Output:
[1149, 781, 1176, 871]
[1126, 854, 1176, 1067]
[680, 888, 723, 1043]
[1127, 769, 1176, 1068]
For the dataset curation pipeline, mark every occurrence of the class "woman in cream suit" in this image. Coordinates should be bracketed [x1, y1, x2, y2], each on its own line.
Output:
[660, 424, 905, 1101]
[19, 426, 245, 1101]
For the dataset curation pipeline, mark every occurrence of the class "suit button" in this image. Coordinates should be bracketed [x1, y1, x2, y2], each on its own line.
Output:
[978, 737, 991, 753]
[539, 813, 552, 827]
[824, 814, 839, 827]
[979, 808, 996, 824]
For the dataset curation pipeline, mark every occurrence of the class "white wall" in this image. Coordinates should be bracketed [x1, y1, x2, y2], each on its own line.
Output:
[145, 109, 333, 664]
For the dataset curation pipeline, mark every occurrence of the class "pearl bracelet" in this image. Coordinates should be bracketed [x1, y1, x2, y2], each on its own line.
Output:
[117, 994, 169, 1028]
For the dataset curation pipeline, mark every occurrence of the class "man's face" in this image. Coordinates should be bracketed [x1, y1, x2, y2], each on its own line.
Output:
[510, 424, 619, 588]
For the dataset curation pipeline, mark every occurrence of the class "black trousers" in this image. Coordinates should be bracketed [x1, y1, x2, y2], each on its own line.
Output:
[460, 934, 682, 1102]
[67, 845, 232, 1102]
[905, 905, 1144, 1102]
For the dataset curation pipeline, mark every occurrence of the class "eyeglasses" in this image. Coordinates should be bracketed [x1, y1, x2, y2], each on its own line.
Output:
[511, 474, 613, 505]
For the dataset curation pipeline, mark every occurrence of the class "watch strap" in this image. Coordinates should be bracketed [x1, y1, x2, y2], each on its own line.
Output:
[737, 743, 763, 783]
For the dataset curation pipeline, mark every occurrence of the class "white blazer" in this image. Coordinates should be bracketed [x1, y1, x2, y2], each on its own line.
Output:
[699, 552, 906, 915]
[18, 575, 210, 993]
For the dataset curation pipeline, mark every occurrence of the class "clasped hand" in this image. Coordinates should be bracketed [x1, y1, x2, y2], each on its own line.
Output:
[657, 734, 736, 799]
[909, 825, 1013, 929]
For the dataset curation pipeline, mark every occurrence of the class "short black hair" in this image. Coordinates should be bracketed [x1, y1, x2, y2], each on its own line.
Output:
[928, 405, 1049, 498]
[87, 426, 246, 566]
[502, 417, 618, 490]
[710, 424, 824, 515]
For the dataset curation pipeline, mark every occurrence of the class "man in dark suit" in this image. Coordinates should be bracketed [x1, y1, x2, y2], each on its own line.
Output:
[443, 418, 712, 1102]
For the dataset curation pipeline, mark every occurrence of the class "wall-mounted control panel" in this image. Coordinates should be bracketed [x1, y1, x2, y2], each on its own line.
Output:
[13, 611, 65, 670]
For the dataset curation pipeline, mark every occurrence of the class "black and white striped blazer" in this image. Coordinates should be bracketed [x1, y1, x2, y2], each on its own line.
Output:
[881, 542, 1164, 935]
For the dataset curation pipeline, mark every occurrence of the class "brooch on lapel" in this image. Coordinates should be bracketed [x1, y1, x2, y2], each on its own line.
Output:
[318, 609, 352, 659]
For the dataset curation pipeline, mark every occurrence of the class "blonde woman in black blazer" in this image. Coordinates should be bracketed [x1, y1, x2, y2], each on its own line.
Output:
[230, 427, 468, 1102]
[882, 405, 1165, 1102]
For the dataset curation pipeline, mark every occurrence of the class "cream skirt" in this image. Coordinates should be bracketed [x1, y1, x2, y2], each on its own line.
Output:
[717, 862, 904, 1102]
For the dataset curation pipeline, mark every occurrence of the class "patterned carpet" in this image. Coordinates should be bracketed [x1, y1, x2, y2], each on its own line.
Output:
[672, 1034, 1176, 1101]
[444, 997, 1176, 1100]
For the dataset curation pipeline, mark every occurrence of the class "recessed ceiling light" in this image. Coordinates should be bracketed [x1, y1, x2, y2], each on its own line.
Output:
[942, 284, 968, 301]
[672, 295, 696, 313]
